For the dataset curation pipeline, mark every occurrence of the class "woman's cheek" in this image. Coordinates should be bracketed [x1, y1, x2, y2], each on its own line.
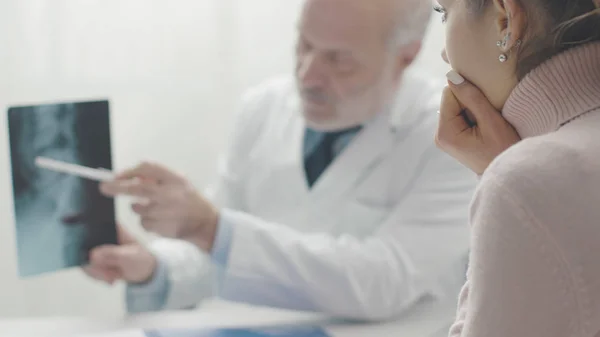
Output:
[444, 18, 466, 72]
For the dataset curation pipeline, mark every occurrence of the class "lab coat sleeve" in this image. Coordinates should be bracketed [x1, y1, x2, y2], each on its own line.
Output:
[124, 237, 216, 312]
[211, 214, 235, 266]
[125, 252, 170, 313]
[123, 83, 273, 312]
[214, 146, 475, 321]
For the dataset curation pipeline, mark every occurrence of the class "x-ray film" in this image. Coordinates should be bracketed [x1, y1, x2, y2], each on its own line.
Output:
[7, 99, 117, 277]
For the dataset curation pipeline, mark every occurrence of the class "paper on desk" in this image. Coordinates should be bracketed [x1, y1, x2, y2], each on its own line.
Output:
[79, 326, 331, 337]
[145, 326, 331, 337]
[76, 330, 147, 337]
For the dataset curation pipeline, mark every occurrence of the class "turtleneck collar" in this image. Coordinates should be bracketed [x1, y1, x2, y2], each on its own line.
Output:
[502, 42, 600, 139]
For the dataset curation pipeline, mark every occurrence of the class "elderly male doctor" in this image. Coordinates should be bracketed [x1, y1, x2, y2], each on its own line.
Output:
[86, 0, 476, 331]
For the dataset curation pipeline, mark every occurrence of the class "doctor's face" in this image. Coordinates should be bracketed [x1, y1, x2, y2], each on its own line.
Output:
[295, 0, 404, 131]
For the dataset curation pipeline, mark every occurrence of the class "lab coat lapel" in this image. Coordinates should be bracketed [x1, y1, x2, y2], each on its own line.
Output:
[267, 96, 394, 213]
[269, 95, 311, 200]
[307, 110, 394, 204]
[304, 73, 428, 206]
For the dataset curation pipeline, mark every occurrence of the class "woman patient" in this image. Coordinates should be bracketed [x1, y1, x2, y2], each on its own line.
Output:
[433, 0, 600, 335]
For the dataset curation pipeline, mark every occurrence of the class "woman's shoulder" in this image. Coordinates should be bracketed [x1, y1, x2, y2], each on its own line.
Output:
[476, 129, 600, 241]
[482, 134, 590, 195]
[474, 132, 600, 226]
[474, 127, 600, 333]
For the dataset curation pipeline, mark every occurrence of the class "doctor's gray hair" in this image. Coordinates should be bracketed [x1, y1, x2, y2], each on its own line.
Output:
[388, 0, 433, 49]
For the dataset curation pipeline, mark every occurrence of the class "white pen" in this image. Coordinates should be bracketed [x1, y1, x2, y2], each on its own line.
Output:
[34, 156, 115, 182]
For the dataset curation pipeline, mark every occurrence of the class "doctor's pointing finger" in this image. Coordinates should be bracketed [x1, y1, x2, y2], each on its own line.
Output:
[99, 162, 220, 252]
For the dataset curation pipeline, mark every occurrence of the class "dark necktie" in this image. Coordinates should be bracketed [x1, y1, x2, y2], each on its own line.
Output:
[303, 126, 360, 188]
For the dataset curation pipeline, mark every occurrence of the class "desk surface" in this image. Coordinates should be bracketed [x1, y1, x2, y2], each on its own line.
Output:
[0, 300, 452, 337]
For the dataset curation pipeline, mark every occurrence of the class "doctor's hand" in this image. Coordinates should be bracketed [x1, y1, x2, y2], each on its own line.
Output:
[83, 225, 157, 285]
[99, 162, 219, 252]
[435, 70, 521, 176]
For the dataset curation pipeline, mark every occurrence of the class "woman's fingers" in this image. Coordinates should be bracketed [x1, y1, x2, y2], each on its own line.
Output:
[436, 86, 471, 149]
[437, 70, 522, 175]
[446, 70, 503, 130]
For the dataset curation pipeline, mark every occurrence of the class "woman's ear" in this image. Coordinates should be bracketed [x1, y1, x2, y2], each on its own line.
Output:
[491, 0, 527, 50]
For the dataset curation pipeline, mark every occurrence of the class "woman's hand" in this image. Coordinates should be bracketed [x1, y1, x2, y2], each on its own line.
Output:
[435, 70, 521, 176]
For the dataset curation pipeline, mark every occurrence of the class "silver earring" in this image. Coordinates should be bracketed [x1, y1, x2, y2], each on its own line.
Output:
[497, 39, 508, 62]
[497, 34, 520, 63]
[515, 39, 522, 48]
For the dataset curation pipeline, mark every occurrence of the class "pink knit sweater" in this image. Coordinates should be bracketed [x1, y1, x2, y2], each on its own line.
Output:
[449, 42, 600, 337]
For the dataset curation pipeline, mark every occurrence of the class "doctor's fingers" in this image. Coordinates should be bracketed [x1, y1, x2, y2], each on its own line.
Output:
[130, 199, 171, 218]
[89, 243, 145, 268]
[139, 218, 179, 238]
[83, 264, 121, 284]
[89, 244, 152, 280]
[89, 245, 122, 266]
[100, 179, 160, 198]
[116, 224, 138, 245]
[115, 161, 184, 185]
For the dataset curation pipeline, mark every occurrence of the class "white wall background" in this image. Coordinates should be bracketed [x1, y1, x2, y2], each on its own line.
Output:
[0, 0, 449, 318]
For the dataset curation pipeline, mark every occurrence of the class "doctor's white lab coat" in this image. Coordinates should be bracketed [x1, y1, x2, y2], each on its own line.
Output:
[128, 70, 477, 332]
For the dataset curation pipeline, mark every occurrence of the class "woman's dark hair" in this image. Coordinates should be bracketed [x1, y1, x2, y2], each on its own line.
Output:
[468, 0, 600, 80]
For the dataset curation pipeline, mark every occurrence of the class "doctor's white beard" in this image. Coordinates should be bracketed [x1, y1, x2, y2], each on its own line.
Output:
[334, 63, 398, 127]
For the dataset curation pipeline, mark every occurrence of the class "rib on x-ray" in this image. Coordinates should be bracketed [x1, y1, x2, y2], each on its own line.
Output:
[7, 100, 117, 277]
